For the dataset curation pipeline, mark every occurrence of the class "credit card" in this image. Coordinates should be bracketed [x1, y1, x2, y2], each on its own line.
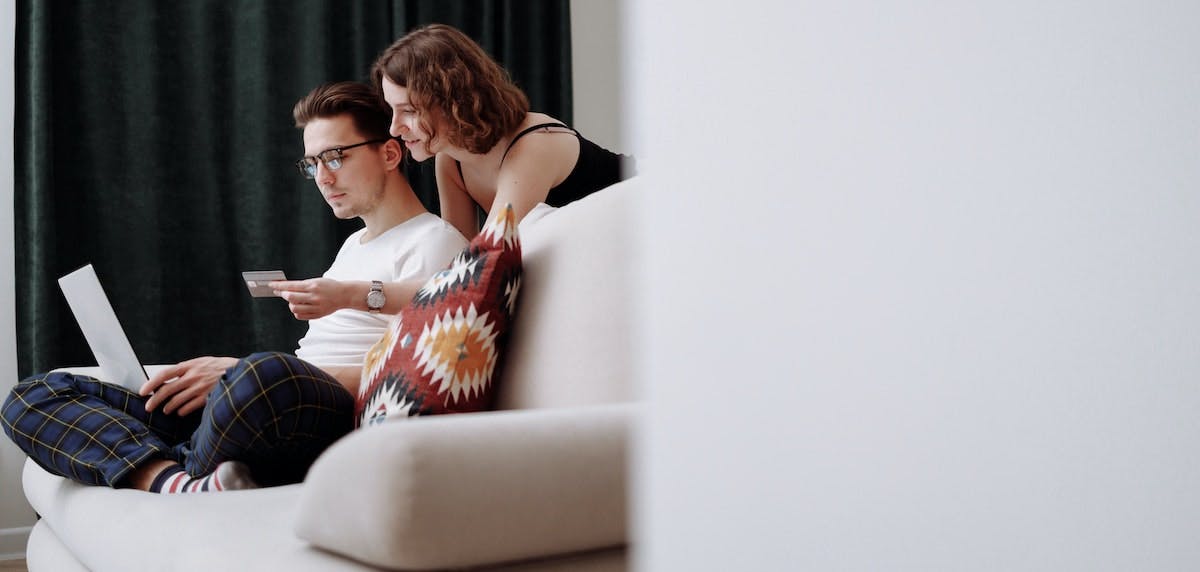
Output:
[242, 270, 287, 298]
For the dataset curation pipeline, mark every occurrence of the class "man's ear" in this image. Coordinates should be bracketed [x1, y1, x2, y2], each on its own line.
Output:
[382, 137, 405, 170]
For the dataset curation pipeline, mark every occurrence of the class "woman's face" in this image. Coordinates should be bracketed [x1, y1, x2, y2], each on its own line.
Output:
[381, 77, 437, 162]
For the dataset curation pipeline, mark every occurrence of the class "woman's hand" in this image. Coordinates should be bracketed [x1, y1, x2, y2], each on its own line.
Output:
[140, 356, 240, 415]
[270, 278, 351, 320]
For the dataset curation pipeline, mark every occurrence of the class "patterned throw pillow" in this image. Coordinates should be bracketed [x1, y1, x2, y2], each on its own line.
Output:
[355, 205, 523, 427]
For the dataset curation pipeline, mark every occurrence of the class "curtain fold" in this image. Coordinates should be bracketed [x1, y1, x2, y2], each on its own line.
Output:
[15, 0, 572, 376]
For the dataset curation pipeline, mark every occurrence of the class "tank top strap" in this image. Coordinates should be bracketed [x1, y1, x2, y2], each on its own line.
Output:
[499, 122, 578, 166]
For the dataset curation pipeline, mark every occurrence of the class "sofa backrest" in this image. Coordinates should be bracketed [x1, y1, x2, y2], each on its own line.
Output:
[494, 177, 638, 410]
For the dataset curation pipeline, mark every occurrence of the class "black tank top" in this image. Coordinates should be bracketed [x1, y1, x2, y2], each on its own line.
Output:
[456, 122, 634, 208]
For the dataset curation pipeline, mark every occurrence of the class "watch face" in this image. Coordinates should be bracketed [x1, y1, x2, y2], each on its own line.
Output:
[367, 288, 386, 310]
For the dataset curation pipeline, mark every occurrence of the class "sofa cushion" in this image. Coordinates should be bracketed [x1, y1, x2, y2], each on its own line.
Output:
[496, 177, 638, 409]
[355, 204, 523, 426]
[296, 404, 634, 570]
[22, 460, 370, 571]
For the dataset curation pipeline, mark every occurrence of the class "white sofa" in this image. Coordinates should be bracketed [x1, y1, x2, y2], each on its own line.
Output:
[19, 178, 641, 571]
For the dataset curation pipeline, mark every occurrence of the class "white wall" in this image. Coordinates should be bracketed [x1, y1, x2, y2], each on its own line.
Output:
[0, 0, 36, 560]
[632, 1, 1200, 570]
[569, 0, 623, 151]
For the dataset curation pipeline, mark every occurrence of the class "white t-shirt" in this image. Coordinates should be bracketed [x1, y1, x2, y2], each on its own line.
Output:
[294, 213, 467, 367]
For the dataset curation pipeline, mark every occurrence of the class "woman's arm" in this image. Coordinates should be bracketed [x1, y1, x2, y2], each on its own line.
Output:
[489, 130, 578, 225]
[435, 153, 483, 239]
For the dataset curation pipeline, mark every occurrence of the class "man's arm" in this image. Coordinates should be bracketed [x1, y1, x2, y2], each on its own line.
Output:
[270, 214, 468, 321]
[269, 278, 423, 320]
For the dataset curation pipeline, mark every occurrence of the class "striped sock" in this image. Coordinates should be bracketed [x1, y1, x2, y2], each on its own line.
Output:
[148, 461, 259, 493]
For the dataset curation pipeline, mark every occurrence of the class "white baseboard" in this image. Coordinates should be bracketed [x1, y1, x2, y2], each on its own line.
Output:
[0, 525, 31, 560]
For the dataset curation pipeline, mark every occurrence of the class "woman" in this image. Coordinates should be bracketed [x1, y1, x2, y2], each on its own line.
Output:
[371, 24, 633, 238]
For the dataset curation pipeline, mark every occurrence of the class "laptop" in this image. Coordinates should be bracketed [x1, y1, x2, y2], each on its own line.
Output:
[58, 264, 149, 392]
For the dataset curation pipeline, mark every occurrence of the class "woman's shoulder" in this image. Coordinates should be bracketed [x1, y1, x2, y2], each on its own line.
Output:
[501, 113, 577, 162]
[515, 112, 571, 132]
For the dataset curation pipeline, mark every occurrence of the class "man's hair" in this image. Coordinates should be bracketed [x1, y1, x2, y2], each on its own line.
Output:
[370, 24, 529, 154]
[293, 81, 393, 142]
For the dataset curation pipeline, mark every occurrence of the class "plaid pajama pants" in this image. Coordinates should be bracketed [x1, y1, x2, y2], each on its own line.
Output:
[1, 352, 355, 488]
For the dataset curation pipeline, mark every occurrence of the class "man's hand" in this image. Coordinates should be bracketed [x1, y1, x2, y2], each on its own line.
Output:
[270, 278, 351, 321]
[140, 356, 240, 415]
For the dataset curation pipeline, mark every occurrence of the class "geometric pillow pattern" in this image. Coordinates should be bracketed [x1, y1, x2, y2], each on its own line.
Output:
[355, 204, 523, 427]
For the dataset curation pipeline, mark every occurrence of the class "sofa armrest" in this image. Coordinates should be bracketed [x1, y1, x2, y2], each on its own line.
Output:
[295, 403, 635, 570]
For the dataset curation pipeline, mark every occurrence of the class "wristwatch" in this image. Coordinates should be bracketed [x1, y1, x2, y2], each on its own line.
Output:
[366, 280, 386, 313]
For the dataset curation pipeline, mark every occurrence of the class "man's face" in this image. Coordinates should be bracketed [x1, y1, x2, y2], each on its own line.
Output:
[302, 115, 388, 220]
[381, 77, 436, 162]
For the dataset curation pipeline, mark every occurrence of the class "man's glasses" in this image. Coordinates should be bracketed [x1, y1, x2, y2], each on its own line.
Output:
[295, 138, 391, 179]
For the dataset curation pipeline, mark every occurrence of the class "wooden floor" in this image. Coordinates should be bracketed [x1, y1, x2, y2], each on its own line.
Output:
[0, 559, 27, 571]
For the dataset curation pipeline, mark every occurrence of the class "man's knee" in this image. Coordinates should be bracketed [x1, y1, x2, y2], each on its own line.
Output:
[222, 352, 314, 389]
[241, 351, 314, 375]
[4, 372, 71, 422]
[10, 371, 71, 396]
[215, 352, 346, 408]
[2, 372, 70, 442]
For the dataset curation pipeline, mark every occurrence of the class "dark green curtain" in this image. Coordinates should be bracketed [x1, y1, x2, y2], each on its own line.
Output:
[15, 0, 572, 376]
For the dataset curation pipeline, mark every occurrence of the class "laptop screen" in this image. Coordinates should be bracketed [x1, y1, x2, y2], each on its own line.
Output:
[58, 264, 149, 392]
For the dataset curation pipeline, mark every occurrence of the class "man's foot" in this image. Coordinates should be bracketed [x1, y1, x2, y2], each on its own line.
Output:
[149, 461, 259, 493]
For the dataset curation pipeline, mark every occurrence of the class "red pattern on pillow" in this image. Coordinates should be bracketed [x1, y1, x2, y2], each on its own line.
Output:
[355, 205, 523, 426]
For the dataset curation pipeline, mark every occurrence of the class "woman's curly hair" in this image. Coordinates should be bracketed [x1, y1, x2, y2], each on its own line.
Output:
[371, 24, 529, 155]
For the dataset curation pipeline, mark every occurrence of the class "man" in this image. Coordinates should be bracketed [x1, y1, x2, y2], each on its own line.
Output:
[1, 82, 467, 493]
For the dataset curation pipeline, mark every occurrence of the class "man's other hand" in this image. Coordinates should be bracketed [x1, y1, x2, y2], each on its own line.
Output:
[270, 278, 350, 321]
[140, 356, 240, 415]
